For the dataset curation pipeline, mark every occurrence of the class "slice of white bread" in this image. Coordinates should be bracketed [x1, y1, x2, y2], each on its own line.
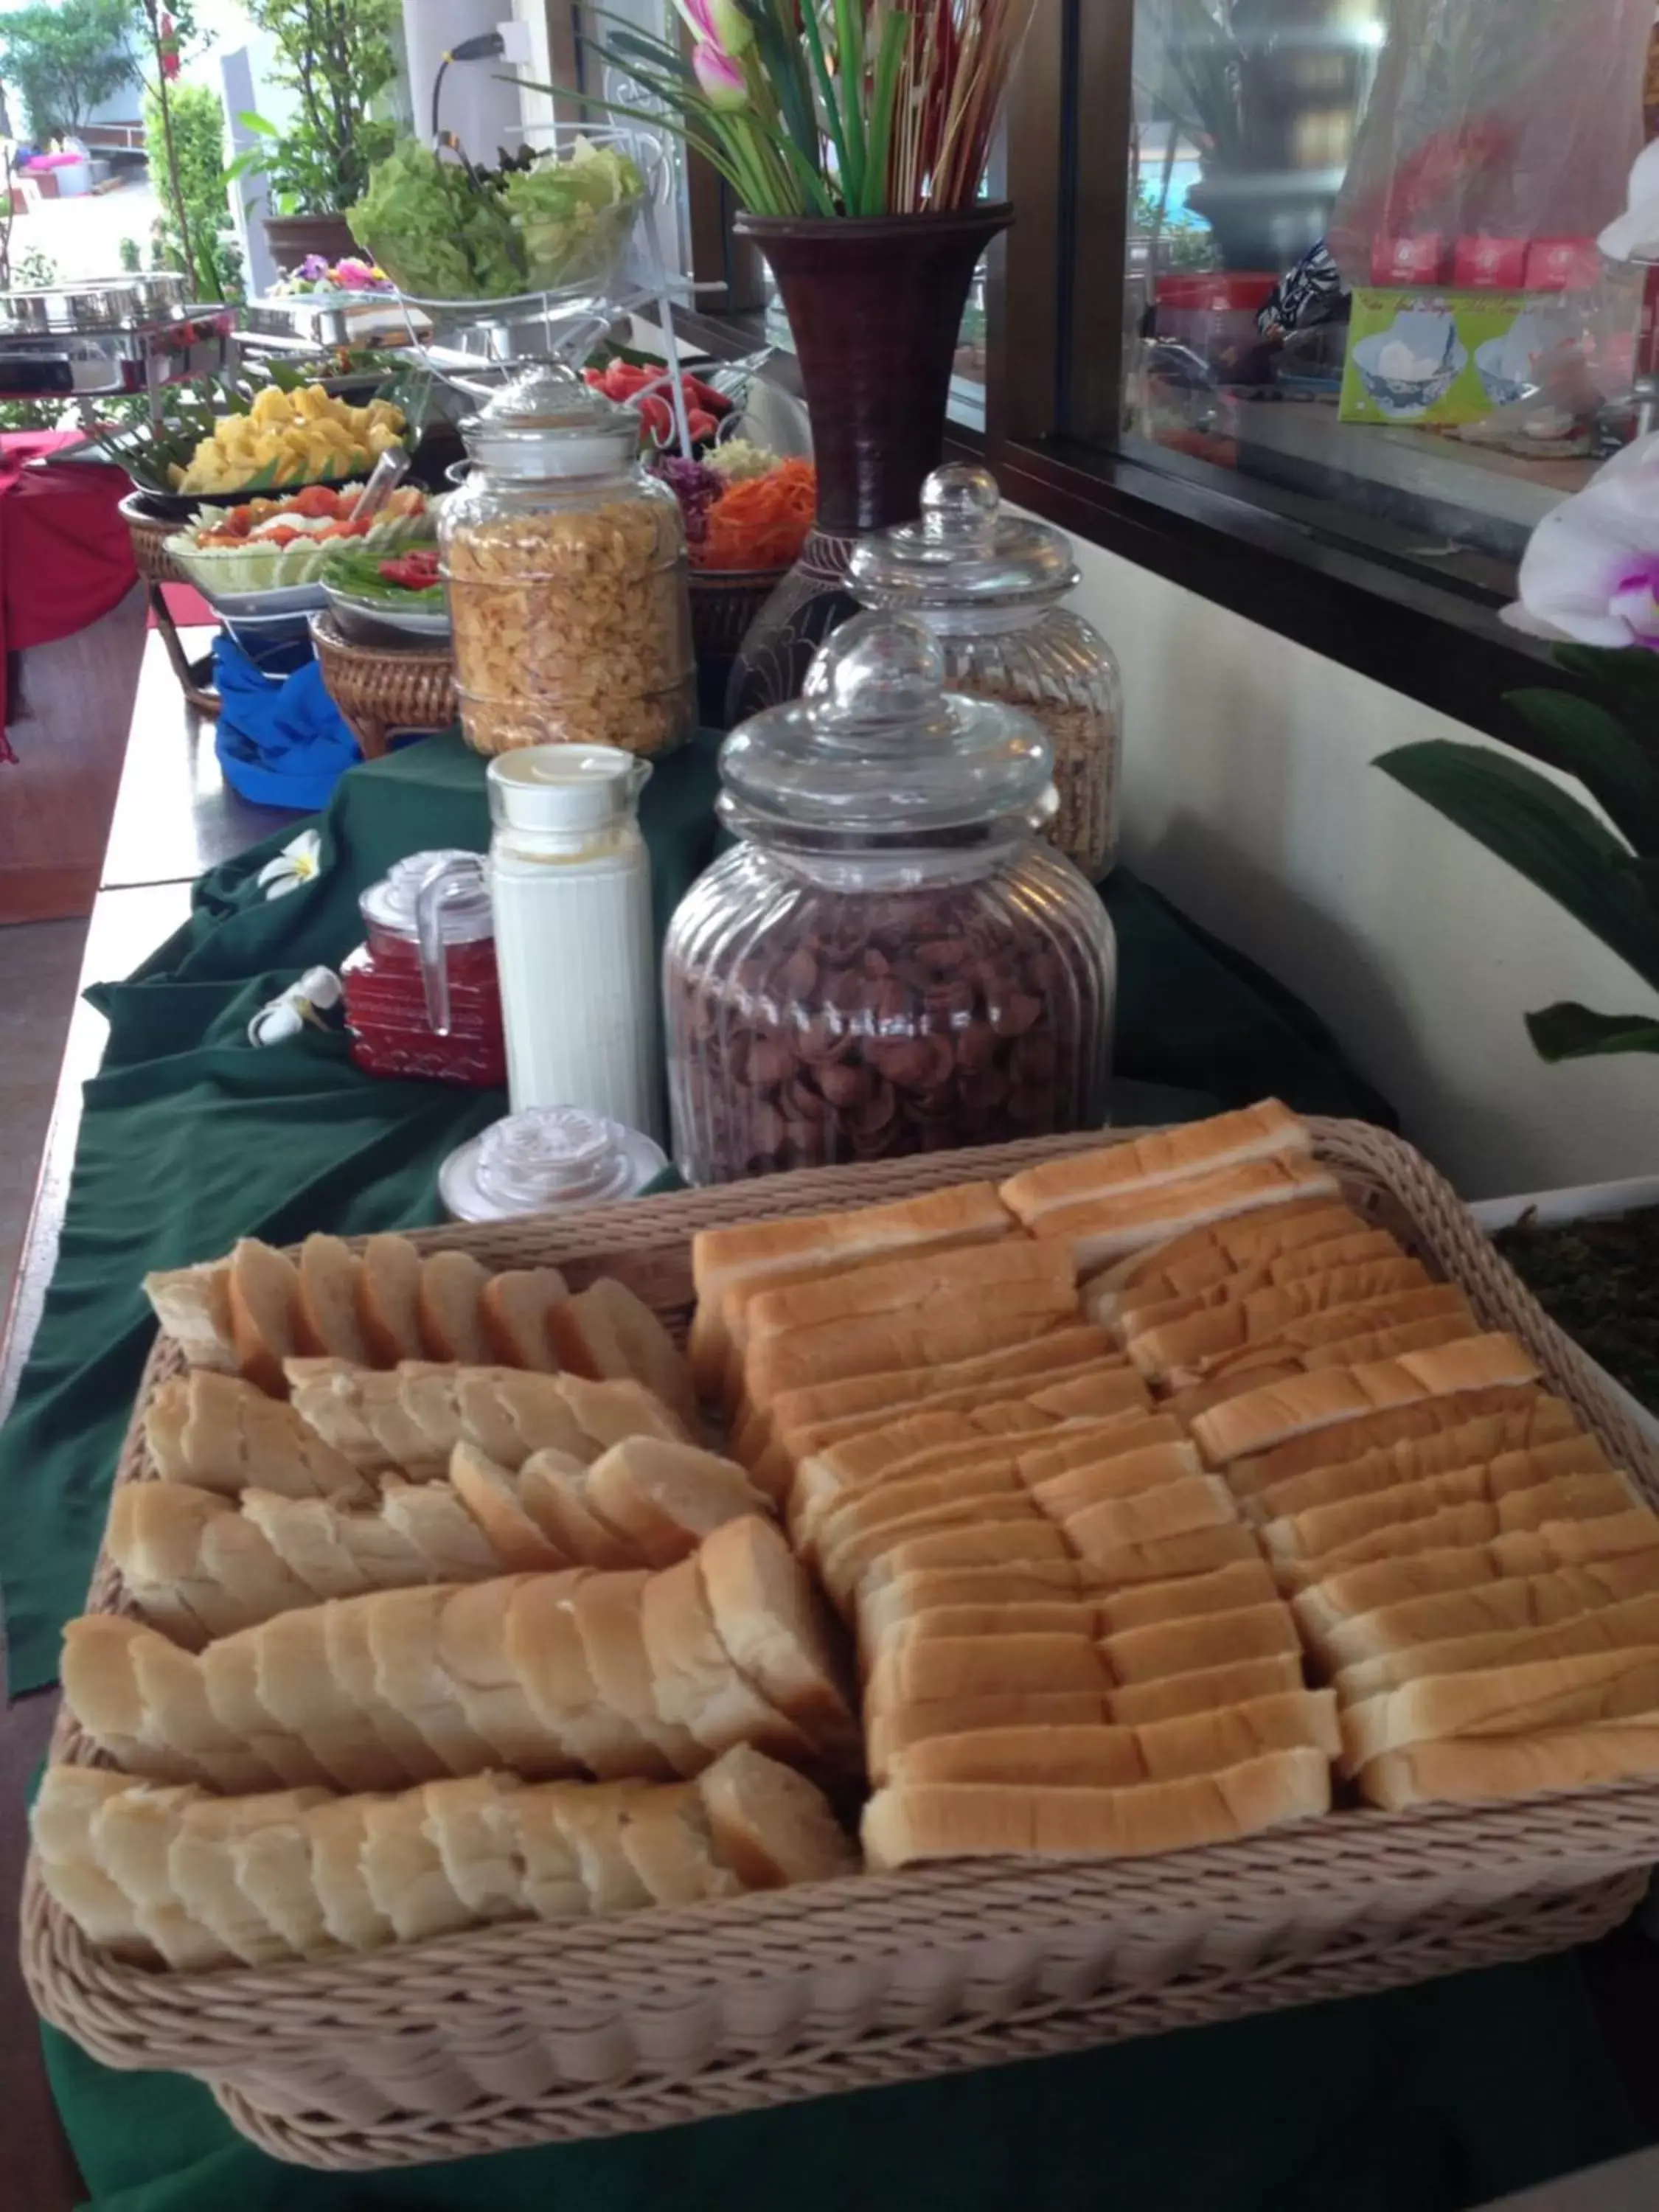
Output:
[619, 1784, 742, 1905]
[689, 1180, 1015, 1397]
[143, 1262, 237, 1372]
[358, 1234, 425, 1365]
[1261, 1456, 1634, 1567]
[1105, 1652, 1306, 1727]
[1339, 1646, 1659, 1776]
[550, 1279, 698, 1433]
[1190, 1336, 1540, 1467]
[479, 1267, 568, 1372]
[1086, 1200, 1368, 1308]
[1358, 1725, 1659, 1810]
[1319, 1550, 1659, 1674]
[583, 1436, 771, 1568]
[1026, 1157, 1342, 1271]
[294, 1235, 372, 1364]
[1275, 1476, 1638, 1587]
[1103, 1602, 1301, 1686]
[887, 1687, 1341, 1787]
[227, 1239, 303, 1396]
[864, 1632, 1109, 1714]
[569, 1570, 703, 1778]
[862, 1746, 1331, 1866]
[1224, 1388, 1565, 1497]
[1245, 1419, 1604, 1526]
[696, 1740, 858, 1887]
[417, 1252, 493, 1365]
[1000, 1102, 1312, 1225]
[696, 1513, 859, 1759]
[1127, 1273, 1453, 1384]
[637, 1556, 814, 1763]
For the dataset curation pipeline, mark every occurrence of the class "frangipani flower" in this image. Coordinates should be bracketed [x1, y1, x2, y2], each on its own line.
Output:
[1506, 434, 1659, 651]
[247, 964, 342, 1045]
[256, 827, 324, 899]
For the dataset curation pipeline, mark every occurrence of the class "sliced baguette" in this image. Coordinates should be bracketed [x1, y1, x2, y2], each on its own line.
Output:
[417, 1251, 493, 1365]
[695, 1742, 858, 1887]
[550, 1278, 698, 1432]
[143, 1262, 237, 1372]
[448, 1441, 570, 1572]
[568, 1569, 703, 1778]
[639, 1556, 815, 1764]
[358, 1234, 425, 1364]
[698, 1513, 858, 1756]
[294, 1234, 371, 1364]
[479, 1267, 568, 1372]
[584, 1436, 769, 1568]
[227, 1239, 303, 1396]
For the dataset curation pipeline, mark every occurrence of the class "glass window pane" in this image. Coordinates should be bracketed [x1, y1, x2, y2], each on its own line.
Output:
[1105, 0, 1652, 588]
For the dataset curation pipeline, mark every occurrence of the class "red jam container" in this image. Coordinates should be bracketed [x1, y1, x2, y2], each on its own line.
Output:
[340, 849, 507, 1087]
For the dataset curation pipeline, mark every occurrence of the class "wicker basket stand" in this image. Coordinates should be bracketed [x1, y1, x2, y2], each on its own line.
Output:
[23, 1121, 1659, 2168]
[121, 495, 220, 717]
[310, 608, 456, 760]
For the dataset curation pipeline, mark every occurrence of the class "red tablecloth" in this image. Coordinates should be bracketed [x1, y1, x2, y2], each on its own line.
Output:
[0, 429, 139, 740]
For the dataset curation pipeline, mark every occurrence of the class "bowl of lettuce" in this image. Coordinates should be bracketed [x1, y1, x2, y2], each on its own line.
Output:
[349, 138, 645, 305]
[321, 543, 451, 643]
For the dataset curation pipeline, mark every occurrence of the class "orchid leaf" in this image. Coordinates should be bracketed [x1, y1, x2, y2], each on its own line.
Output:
[1375, 738, 1659, 992]
[1526, 1003, 1659, 1060]
[1553, 645, 1659, 752]
[1504, 686, 1659, 854]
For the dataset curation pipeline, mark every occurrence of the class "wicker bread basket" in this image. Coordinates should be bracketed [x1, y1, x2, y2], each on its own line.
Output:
[24, 1120, 1659, 2169]
[311, 608, 456, 762]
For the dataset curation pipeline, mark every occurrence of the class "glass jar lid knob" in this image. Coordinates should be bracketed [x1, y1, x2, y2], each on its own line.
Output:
[846, 461, 1079, 608]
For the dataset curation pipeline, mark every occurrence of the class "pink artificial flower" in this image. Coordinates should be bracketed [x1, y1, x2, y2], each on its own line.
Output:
[675, 0, 752, 55]
[1506, 434, 1659, 652]
[333, 258, 379, 291]
[692, 39, 748, 109]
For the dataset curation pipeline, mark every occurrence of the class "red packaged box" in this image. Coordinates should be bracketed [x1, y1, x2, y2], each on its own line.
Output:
[1525, 237, 1601, 293]
[1453, 236, 1528, 289]
[1371, 234, 1446, 284]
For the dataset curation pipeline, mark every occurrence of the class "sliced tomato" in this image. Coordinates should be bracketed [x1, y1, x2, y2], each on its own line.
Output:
[378, 549, 441, 590]
[258, 524, 304, 547]
[288, 484, 342, 520]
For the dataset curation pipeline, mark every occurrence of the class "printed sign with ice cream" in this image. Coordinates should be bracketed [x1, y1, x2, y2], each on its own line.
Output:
[1339, 289, 1559, 425]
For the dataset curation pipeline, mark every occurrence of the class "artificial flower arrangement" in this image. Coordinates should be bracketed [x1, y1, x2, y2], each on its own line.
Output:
[526, 0, 1036, 218]
[271, 255, 394, 296]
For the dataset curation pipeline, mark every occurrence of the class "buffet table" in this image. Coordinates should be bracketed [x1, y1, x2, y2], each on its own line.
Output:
[4, 726, 1646, 2211]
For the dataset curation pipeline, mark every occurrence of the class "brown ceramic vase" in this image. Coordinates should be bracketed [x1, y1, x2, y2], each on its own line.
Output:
[726, 204, 1012, 719]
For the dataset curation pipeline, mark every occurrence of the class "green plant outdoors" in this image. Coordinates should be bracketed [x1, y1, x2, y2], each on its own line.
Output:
[0, 0, 137, 142]
[1376, 647, 1659, 1062]
[143, 80, 243, 302]
[228, 0, 402, 217]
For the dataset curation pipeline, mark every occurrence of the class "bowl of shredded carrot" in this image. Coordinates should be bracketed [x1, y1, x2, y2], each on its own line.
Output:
[692, 456, 816, 574]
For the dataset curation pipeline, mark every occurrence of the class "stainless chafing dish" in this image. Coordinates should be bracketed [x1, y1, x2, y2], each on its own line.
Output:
[0, 272, 189, 334]
[0, 274, 234, 406]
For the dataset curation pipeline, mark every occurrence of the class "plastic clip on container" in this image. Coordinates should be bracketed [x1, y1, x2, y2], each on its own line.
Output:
[339, 849, 506, 1087]
[849, 465, 1123, 880]
[439, 361, 694, 759]
[487, 744, 664, 1138]
[441, 1105, 668, 1222]
[664, 611, 1117, 1186]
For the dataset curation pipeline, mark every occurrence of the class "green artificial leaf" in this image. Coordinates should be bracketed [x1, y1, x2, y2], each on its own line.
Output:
[1526, 1002, 1659, 1060]
[1376, 738, 1659, 992]
[236, 108, 280, 136]
[1505, 685, 1659, 855]
[1554, 644, 1659, 749]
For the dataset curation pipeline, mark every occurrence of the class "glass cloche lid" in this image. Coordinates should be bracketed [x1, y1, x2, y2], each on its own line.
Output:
[848, 463, 1079, 611]
[460, 361, 639, 478]
[718, 611, 1054, 841]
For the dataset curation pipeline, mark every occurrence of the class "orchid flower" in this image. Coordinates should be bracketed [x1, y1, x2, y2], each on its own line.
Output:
[1506, 434, 1659, 652]
[673, 0, 754, 56]
[692, 41, 748, 109]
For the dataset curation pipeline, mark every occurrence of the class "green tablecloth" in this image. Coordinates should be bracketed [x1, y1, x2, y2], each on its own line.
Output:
[15, 732, 1631, 2212]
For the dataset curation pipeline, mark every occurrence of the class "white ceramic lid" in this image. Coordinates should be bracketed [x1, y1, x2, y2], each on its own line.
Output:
[439, 1106, 668, 1220]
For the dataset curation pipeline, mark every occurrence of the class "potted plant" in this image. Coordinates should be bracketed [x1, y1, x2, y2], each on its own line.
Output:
[522, 0, 1032, 706]
[1375, 433, 1659, 1440]
[230, 0, 402, 272]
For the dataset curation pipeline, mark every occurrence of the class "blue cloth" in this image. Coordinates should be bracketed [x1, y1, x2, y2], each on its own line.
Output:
[212, 637, 360, 814]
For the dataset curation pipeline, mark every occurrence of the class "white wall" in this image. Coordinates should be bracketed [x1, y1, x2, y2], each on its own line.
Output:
[1060, 535, 1659, 1199]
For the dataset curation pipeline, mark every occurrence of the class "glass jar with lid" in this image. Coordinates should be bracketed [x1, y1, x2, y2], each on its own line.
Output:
[438, 361, 694, 759]
[847, 463, 1122, 879]
[664, 612, 1116, 1185]
[340, 849, 506, 1088]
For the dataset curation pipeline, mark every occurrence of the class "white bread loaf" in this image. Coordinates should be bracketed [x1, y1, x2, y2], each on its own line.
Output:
[1335, 1588, 1659, 1705]
[1102, 1601, 1300, 1686]
[32, 1745, 852, 1964]
[1262, 1456, 1633, 1566]
[865, 1632, 1109, 1713]
[862, 1746, 1330, 1866]
[1357, 1725, 1659, 1810]
[1225, 1388, 1563, 1497]
[1028, 1442, 1206, 1522]
[1110, 1229, 1407, 1343]
[1339, 1646, 1659, 1775]
[1000, 1102, 1312, 1224]
[1291, 1511, 1659, 1649]
[479, 1268, 568, 1371]
[1275, 1475, 1638, 1587]
[146, 1371, 372, 1502]
[1024, 1157, 1341, 1270]
[1245, 1419, 1603, 1526]
[550, 1278, 698, 1432]
[1319, 1550, 1659, 1673]
[1127, 1275, 1455, 1384]
[1085, 1200, 1367, 1307]
[1190, 1335, 1540, 1467]
[1105, 1652, 1306, 1726]
[887, 1688, 1340, 1788]
[689, 1180, 1015, 1396]
[142, 1262, 237, 1373]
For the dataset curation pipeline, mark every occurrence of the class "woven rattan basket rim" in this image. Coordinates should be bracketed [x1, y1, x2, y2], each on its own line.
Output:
[26, 1121, 1659, 2084]
[311, 606, 454, 672]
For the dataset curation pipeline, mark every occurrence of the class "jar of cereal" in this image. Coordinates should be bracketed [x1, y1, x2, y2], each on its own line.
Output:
[439, 362, 694, 758]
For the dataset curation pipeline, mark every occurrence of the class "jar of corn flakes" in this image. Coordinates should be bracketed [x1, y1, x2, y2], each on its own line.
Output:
[439, 362, 694, 758]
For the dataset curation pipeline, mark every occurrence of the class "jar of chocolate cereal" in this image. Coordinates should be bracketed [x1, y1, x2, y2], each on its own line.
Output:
[439, 362, 693, 758]
[664, 612, 1116, 1185]
[848, 464, 1121, 879]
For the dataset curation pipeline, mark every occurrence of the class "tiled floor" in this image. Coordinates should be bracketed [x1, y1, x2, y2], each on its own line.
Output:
[0, 919, 88, 1312]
